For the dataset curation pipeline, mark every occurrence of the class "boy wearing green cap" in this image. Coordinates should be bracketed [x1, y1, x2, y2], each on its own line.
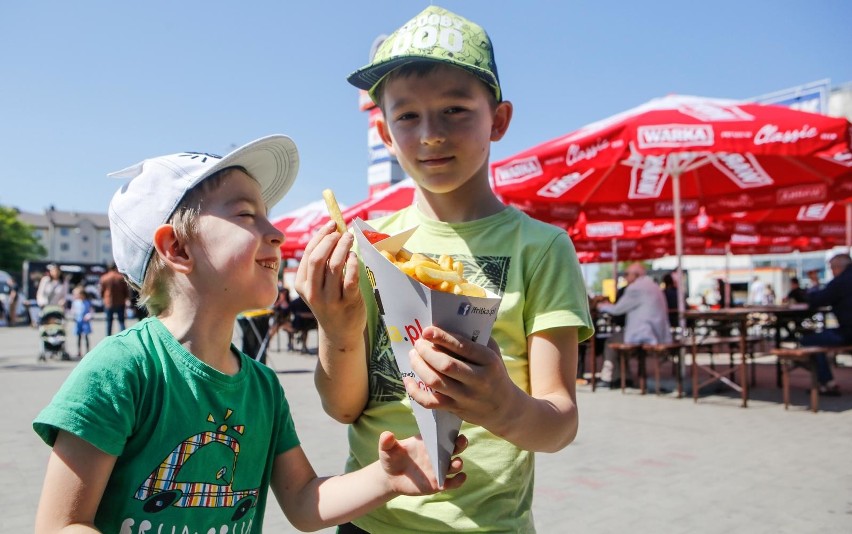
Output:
[297, 5, 593, 533]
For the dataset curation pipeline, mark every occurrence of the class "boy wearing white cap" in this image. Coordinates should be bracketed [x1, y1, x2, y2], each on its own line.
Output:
[297, 5, 592, 533]
[33, 135, 466, 533]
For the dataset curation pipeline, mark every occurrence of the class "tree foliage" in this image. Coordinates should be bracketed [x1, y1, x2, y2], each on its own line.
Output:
[0, 206, 46, 273]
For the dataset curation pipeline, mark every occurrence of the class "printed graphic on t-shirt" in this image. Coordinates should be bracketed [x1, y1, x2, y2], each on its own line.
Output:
[131, 409, 259, 523]
[368, 255, 510, 402]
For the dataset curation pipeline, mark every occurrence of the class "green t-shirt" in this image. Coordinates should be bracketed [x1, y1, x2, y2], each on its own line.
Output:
[350, 206, 593, 533]
[33, 316, 300, 533]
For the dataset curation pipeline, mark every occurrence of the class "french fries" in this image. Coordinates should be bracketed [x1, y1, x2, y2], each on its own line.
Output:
[379, 248, 487, 297]
[322, 188, 346, 233]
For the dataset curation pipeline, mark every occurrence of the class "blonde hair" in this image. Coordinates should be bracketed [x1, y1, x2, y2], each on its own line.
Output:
[134, 168, 242, 315]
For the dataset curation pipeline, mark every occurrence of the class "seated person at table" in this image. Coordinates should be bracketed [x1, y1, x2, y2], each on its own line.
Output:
[784, 277, 808, 304]
[662, 272, 683, 327]
[806, 269, 823, 293]
[289, 295, 317, 353]
[802, 253, 852, 396]
[596, 263, 672, 387]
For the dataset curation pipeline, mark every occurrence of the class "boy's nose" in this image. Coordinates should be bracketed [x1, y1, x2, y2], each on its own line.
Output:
[264, 218, 284, 245]
[420, 116, 446, 145]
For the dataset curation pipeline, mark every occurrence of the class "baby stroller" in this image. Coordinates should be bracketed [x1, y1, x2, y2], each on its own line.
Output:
[38, 305, 69, 361]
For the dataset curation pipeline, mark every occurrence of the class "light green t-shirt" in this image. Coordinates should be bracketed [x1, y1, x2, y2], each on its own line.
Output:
[349, 205, 593, 533]
[33, 316, 300, 533]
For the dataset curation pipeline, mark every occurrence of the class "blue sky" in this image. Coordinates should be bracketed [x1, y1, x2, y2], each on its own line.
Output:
[2, 0, 850, 222]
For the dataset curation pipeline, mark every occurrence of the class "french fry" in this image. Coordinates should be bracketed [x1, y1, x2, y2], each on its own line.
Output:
[322, 188, 346, 233]
[368, 236, 487, 297]
[454, 282, 487, 298]
[414, 264, 464, 287]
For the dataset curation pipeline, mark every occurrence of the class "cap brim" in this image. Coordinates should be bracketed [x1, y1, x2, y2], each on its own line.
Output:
[348, 56, 501, 102]
[204, 134, 299, 209]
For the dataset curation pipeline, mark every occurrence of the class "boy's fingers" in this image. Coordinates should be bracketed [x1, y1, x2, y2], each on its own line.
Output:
[342, 252, 361, 294]
[326, 232, 354, 279]
[442, 472, 467, 490]
[421, 327, 485, 365]
[453, 434, 468, 455]
[447, 456, 464, 474]
[295, 222, 336, 281]
[378, 430, 398, 452]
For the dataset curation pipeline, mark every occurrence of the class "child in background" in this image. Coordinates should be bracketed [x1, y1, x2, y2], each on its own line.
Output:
[33, 135, 466, 533]
[70, 285, 93, 358]
[296, 6, 593, 533]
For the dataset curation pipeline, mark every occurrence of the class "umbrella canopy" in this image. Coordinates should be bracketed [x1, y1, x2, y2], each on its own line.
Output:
[490, 94, 852, 324]
[339, 177, 416, 222]
[273, 199, 337, 260]
[566, 210, 730, 243]
[720, 200, 852, 246]
[490, 94, 852, 224]
[574, 234, 844, 264]
[275, 178, 416, 260]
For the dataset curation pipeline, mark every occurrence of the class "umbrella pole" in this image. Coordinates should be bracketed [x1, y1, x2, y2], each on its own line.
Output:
[672, 173, 686, 335]
[612, 238, 618, 301]
[672, 172, 689, 383]
[846, 202, 851, 254]
[725, 243, 732, 307]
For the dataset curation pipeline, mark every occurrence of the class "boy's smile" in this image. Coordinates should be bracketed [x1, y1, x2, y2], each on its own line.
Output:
[190, 170, 283, 313]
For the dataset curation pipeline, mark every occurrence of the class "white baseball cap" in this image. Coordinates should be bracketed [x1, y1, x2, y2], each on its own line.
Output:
[108, 134, 299, 287]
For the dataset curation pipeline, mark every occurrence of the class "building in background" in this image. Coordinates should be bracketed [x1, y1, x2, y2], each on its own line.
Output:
[16, 206, 113, 266]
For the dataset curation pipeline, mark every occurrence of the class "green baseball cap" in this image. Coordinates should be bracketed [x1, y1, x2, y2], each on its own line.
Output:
[348, 5, 502, 103]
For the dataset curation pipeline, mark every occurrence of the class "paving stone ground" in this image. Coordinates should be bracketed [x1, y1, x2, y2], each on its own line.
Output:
[2, 315, 850, 533]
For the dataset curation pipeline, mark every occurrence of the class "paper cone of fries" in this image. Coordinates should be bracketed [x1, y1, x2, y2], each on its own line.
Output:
[353, 218, 502, 486]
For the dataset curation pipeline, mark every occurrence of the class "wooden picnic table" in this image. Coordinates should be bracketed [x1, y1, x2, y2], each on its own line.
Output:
[684, 305, 823, 407]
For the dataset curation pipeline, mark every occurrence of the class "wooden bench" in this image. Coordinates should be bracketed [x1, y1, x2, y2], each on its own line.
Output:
[642, 342, 684, 397]
[770, 345, 852, 412]
[609, 342, 646, 393]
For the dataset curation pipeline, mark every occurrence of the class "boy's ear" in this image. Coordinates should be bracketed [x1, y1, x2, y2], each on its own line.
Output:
[152, 224, 193, 275]
[490, 100, 514, 142]
[375, 115, 397, 157]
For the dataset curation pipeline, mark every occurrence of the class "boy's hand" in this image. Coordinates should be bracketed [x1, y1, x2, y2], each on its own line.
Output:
[294, 221, 365, 345]
[404, 326, 515, 429]
[379, 431, 467, 495]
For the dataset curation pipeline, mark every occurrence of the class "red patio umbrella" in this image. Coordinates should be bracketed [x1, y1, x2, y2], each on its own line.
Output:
[720, 200, 852, 248]
[490, 94, 852, 325]
[566, 209, 731, 243]
[339, 177, 416, 222]
[273, 199, 336, 260]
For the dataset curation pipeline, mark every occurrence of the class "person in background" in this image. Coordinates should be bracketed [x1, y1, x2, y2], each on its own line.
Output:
[70, 285, 93, 358]
[7, 277, 19, 326]
[715, 278, 730, 308]
[610, 282, 627, 328]
[99, 262, 131, 336]
[596, 263, 671, 387]
[784, 277, 808, 304]
[747, 276, 767, 305]
[806, 269, 823, 293]
[801, 253, 852, 396]
[36, 264, 67, 310]
[662, 272, 679, 327]
[764, 284, 777, 305]
[273, 281, 295, 350]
